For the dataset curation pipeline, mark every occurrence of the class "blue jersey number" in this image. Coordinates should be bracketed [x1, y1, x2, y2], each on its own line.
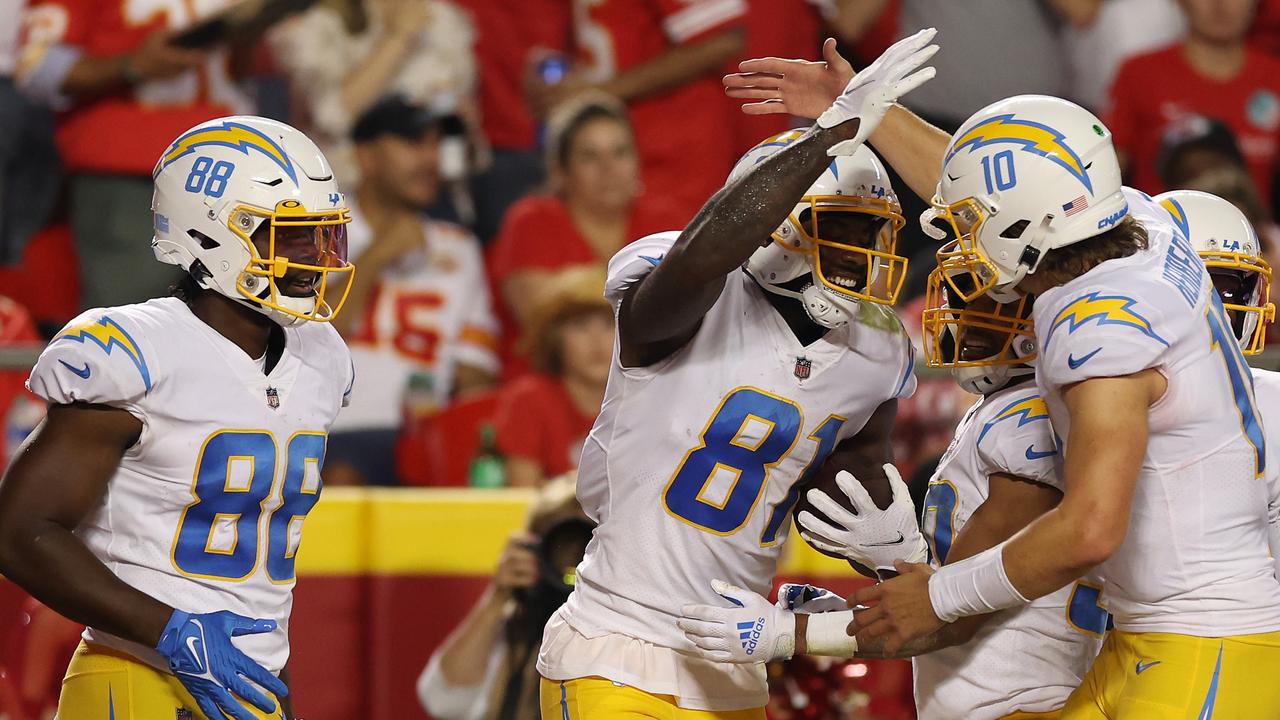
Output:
[173, 430, 326, 582]
[1208, 294, 1266, 476]
[184, 156, 236, 198]
[759, 414, 846, 546]
[925, 480, 1112, 635]
[663, 388, 847, 541]
[922, 480, 958, 564]
[1067, 581, 1110, 636]
[981, 150, 1017, 194]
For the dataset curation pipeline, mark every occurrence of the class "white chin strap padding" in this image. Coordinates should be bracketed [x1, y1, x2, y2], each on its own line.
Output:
[802, 284, 857, 329]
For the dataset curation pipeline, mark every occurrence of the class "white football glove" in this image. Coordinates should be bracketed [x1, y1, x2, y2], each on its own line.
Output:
[678, 580, 796, 664]
[796, 464, 929, 575]
[775, 583, 849, 614]
[817, 27, 938, 155]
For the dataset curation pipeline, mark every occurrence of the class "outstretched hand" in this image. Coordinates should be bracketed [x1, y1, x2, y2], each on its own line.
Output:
[723, 38, 854, 119]
[849, 559, 945, 655]
[815, 28, 937, 154]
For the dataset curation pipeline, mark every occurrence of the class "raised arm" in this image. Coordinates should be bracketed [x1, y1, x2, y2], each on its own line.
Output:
[617, 122, 864, 366]
[723, 38, 951, 201]
[620, 29, 939, 367]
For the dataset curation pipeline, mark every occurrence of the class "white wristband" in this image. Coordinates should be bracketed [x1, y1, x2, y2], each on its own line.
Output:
[803, 610, 859, 657]
[927, 544, 1028, 623]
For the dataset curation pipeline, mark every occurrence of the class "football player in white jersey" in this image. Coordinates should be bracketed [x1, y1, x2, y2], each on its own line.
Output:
[834, 97, 1280, 719]
[536, 29, 940, 720]
[0, 116, 356, 720]
[1155, 189, 1280, 579]
[679, 279, 1106, 719]
[724, 52, 1280, 714]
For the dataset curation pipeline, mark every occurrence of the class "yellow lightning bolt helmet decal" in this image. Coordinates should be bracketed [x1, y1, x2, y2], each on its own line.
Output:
[56, 316, 152, 393]
[156, 121, 297, 183]
[977, 395, 1050, 446]
[1159, 197, 1192, 240]
[1046, 292, 1168, 350]
[946, 114, 1092, 195]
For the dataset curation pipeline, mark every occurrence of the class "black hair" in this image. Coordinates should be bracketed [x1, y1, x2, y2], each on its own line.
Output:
[546, 96, 634, 170]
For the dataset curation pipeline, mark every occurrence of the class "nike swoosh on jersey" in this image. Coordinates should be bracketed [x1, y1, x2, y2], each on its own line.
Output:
[58, 359, 92, 379]
[640, 254, 665, 266]
[1067, 347, 1102, 369]
[863, 532, 905, 547]
[1025, 444, 1057, 460]
[1135, 659, 1161, 675]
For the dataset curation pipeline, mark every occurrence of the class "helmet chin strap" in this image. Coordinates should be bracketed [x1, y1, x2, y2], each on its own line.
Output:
[953, 363, 1035, 395]
[951, 331, 1038, 395]
[239, 271, 315, 327]
[802, 283, 860, 329]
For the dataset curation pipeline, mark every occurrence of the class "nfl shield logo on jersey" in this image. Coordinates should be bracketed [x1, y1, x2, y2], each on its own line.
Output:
[794, 357, 812, 380]
[266, 387, 280, 409]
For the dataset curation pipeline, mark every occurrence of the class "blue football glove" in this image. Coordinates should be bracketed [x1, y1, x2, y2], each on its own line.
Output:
[155, 609, 289, 720]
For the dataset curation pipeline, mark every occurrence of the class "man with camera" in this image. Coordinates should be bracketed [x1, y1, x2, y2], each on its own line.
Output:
[419, 475, 592, 720]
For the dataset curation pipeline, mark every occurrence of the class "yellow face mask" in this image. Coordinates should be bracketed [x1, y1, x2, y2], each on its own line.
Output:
[228, 199, 356, 323]
[927, 195, 1004, 303]
[779, 195, 910, 306]
[921, 248, 1036, 370]
[1200, 250, 1276, 355]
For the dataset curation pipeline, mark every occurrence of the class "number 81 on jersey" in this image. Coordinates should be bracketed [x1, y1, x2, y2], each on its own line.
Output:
[662, 387, 845, 545]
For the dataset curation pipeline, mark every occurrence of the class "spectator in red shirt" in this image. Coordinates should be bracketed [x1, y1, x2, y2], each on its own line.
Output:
[488, 94, 665, 377]
[1106, 0, 1280, 211]
[492, 268, 613, 488]
[0, 295, 42, 461]
[16, 0, 257, 308]
[527, 0, 746, 230]
[452, 0, 571, 242]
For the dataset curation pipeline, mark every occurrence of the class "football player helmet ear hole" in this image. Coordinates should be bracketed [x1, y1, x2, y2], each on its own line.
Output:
[922, 259, 1037, 394]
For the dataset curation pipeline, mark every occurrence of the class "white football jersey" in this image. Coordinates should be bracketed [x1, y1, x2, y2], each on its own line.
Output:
[1032, 188, 1280, 635]
[1250, 367, 1280, 579]
[27, 298, 352, 674]
[538, 233, 917, 710]
[915, 383, 1103, 720]
[334, 210, 498, 430]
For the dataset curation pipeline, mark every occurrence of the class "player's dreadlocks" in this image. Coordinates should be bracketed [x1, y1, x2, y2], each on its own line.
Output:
[170, 272, 204, 304]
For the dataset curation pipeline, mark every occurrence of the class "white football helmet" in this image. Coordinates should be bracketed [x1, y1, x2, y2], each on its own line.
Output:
[926, 95, 1128, 302]
[734, 130, 908, 329]
[151, 116, 355, 326]
[1156, 190, 1275, 354]
[920, 252, 1037, 394]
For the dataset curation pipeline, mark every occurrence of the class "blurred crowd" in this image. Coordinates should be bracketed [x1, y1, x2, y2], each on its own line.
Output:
[6, 0, 1277, 490]
[4, 0, 1280, 716]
